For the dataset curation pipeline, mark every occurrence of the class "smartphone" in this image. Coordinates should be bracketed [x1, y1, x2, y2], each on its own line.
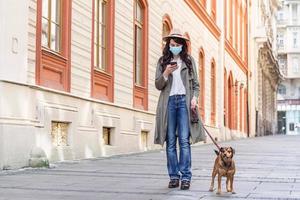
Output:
[169, 61, 177, 66]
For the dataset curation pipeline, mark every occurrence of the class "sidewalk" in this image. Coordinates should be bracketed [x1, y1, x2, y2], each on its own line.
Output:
[0, 135, 299, 200]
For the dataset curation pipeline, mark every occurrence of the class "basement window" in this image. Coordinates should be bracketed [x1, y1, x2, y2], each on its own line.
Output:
[141, 131, 148, 151]
[103, 127, 111, 145]
[51, 122, 69, 146]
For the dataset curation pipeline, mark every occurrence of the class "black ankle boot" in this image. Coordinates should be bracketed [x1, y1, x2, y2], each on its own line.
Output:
[180, 180, 190, 190]
[168, 179, 179, 188]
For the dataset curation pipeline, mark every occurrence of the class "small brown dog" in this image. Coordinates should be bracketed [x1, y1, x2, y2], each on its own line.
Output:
[209, 147, 236, 195]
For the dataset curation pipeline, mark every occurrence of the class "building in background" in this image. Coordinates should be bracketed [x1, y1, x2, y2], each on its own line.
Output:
[249, 0, 283, 137]
[0, 0, 253, 169]
[277, 0, 300, 135]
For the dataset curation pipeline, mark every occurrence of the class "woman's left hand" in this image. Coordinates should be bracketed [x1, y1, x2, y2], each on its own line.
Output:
[191, 97, 197, 109]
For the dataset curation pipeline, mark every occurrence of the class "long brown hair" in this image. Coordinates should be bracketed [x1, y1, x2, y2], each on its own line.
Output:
[159, 37, 193, 75]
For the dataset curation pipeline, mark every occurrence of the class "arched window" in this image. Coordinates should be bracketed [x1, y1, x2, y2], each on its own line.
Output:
[162, 14, 172, 49]
[199, 48, 205, 122]
[244, 89, 248, 134]
[234, 80, 238, 129]
[211, 59, 216, 126]
[239, 85, 243, 131]
[228, 72, 234, 129]
[133, 0, 148, 110]
[224, 68, 228, 127]
[184, 32, 191, 54]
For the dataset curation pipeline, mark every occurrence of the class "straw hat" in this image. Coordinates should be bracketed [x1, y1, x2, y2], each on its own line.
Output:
[163, 28, 190, 41]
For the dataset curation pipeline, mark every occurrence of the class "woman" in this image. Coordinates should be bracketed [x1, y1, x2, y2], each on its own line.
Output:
[154, 28, 206, 190]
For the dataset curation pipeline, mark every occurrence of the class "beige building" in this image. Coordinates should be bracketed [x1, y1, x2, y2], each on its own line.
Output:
[0, 0, 252, 169]
[248, 0, 283, 137]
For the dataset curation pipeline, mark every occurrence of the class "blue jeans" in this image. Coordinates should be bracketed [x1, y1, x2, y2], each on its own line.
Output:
[166, 95, 191, 181]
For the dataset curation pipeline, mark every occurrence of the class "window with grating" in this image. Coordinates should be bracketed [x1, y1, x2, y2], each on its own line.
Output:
[51, 122, 69, 146]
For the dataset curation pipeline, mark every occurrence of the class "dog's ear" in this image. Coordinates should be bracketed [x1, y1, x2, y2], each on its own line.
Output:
[231, 147, 235, 156]
[214, 150, 219, 155]
[220, 147, 224, 153]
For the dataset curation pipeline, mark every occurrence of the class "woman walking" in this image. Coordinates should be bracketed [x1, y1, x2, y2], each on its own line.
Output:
[154, 28, 206, 190]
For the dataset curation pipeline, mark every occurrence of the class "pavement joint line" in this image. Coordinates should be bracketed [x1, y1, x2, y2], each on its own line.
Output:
[1, 170, 299, 184]
[0, 186, 169, 195]
[8, 172, 296, 181]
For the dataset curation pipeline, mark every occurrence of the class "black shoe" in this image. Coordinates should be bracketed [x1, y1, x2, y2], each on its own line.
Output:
[180, 180, 190, 190]
[168, 179, 179, 188]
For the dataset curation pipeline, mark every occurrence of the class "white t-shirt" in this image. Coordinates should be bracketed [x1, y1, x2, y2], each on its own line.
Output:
[169, 58, 186, 96]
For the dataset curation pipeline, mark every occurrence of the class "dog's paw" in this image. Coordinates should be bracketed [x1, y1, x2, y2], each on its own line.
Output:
[232, 191, 236, 194]
[209, 188, 214, 192]
[216, 191, 221, 195]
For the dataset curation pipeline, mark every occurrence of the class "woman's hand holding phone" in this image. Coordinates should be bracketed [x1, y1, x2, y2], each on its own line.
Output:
[163, 61, 178, 77]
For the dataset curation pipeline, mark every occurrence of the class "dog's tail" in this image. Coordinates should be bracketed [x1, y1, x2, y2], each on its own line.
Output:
[214, 150, 219, 155]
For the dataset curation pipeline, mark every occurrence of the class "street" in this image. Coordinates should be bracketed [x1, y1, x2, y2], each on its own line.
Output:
[0, 135, 299, 200]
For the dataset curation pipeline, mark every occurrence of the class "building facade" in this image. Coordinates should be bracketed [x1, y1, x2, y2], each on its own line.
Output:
[0, 0, 250, 169]
[277, 0, 300, 135]
[248, 0, 283, 137]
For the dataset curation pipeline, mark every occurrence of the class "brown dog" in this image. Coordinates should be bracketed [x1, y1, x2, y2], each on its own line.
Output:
[209, 147, 236, 195]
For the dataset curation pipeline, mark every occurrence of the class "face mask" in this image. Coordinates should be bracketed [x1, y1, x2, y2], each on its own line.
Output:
[169, 45, 182, 56]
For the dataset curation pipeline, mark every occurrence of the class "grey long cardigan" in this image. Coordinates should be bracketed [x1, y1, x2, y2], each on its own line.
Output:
[154, 56, 206, 146]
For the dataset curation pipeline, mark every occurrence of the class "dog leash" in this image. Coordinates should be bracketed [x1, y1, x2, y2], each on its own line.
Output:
[202, 125, 222, 151]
